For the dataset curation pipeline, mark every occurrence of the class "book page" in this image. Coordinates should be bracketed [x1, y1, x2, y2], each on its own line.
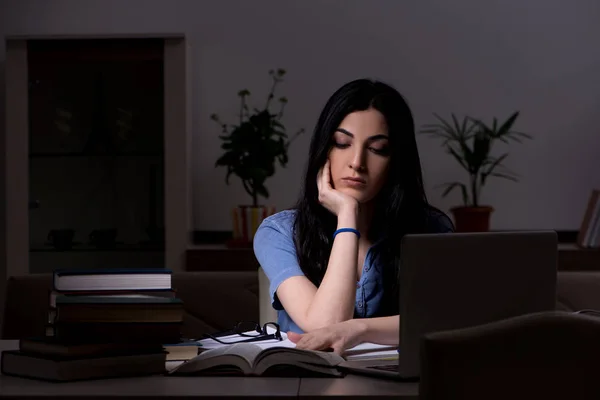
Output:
[221, 343, 264, 365]
[253, 347, 344, 376]
[194, 328, 396, 362]
[345, 348, 399, 361]
[256, 345, 344, 366]
[346, 342, 396, 352]
[169, 343, 262, 375]
[344, 342, 398, 360]
[189, 343, 263, 364]
[196, 326, 292, 351]
[196, 334, 252, 350]
[253, 337, 296, 350]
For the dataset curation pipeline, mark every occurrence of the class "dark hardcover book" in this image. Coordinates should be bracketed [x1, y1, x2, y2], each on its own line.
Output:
[49, 289, 176, 308]
[1, 349, 166, 382]
[19, 336, 164, 358]
[163, 340, 204, 361]
[46, 321, 182, 344]
[54, 295, 184, 323]
[53, 268, 172, 292]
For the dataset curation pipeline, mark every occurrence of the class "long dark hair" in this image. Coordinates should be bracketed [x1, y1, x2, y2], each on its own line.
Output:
[293, 78, 445, 316]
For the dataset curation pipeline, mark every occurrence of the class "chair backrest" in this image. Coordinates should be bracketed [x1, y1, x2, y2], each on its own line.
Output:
[258, 267, 277, 326]
[419, 311, 600, 400]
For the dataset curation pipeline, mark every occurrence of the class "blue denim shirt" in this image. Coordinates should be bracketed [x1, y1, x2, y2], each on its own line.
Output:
[253, 209, 454, 334]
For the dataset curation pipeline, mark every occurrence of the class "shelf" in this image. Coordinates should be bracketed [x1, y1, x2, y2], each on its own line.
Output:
[29, 152, 163, 158]
[31, 243, 164, 252]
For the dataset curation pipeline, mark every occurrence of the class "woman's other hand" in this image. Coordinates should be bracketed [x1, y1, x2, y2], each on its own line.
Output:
[317, 160, 359, 217]
[287, 319, 368, 355]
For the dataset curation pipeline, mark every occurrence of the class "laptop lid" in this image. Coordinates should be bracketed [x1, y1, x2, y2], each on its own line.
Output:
[397, 230, 558, 377]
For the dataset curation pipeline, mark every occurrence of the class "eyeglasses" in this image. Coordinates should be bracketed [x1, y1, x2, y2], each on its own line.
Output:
[201, 321, 283, 345]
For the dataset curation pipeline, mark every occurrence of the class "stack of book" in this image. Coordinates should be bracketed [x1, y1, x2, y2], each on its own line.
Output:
[1, 268, 187, 382]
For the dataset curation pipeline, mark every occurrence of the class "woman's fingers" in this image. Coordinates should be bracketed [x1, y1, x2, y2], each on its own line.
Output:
[323, 160, 332, 189]
[316, 167, 323, 193]
[331, 343, 344, 355]
[292, 332, 343, 353]
[287, 331, 302, 343]
[295, 335, 317, 350]
[296, 335, 332, 352]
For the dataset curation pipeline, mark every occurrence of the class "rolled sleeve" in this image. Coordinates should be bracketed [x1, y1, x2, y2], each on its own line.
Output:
[253, 211, 305, 310]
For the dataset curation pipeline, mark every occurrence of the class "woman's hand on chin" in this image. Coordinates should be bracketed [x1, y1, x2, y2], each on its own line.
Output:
[317, 159, 359, 217]
[287, 319, 367, 355]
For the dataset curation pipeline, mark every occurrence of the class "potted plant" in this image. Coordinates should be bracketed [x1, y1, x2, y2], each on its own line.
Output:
[211, 68, 304, 246]
[420, 111, 531, 232]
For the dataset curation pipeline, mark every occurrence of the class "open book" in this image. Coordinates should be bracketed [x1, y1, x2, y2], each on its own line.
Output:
[168, 326, 398, 377]
[168, 342, 345, 377]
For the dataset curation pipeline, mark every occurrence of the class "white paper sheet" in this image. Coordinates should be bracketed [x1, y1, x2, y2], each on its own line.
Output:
[194, 326, 397, 359]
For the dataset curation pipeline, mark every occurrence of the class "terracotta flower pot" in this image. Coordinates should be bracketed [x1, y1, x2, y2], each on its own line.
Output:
[227, 205, 276, 248]
[450, 206, 494, 232]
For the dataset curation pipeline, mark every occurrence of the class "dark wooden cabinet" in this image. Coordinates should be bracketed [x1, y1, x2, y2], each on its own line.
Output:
[2, 35, 191, 283]
[186, 246, 260, 272]
[558, 244, 600, 271]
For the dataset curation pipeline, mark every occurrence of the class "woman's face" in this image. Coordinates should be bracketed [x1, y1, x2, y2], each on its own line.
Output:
[328, 108, 391, 204]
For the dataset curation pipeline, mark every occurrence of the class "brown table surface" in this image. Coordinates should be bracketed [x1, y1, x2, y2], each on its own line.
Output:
[0, 340, 418, 398]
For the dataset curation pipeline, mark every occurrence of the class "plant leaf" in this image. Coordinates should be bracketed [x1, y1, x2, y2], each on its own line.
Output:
[241, 179, 254, 198]
[451, 113, 462, 136]
[447, 146, 469, 172]
[495, 111, 519, 138]
[433, 113, 455, 132]
[225, 166, 234, 184]
[509, 130, 533, 139]
[490, 172, 519, 182]
[483, 153, 508, 175]
[438, 181, 469, 205]
[471, 133, 491, 172]
[254, 183, 269, 198]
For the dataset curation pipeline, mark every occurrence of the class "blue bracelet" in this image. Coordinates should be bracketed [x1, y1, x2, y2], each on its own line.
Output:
[333, 228, 360, 240]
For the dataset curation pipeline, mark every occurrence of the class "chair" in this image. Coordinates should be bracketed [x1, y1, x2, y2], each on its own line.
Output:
[419, 311, 600, 400]
[258, 267, 277, 326]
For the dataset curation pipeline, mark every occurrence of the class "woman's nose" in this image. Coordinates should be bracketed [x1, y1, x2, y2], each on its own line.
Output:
[349, 148, 366, 172]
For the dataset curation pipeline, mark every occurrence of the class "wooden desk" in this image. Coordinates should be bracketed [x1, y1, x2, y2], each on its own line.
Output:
[0, 374, 299, 398]
[0, 340, 418, 398]
[299, 375, 418, 399]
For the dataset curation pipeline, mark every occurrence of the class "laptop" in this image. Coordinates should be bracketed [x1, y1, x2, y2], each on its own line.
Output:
[338, 230, 558, 380]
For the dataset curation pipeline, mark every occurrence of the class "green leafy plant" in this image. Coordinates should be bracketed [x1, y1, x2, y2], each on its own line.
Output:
[419, 111, 532, 207]
[211, 69, 304, 207]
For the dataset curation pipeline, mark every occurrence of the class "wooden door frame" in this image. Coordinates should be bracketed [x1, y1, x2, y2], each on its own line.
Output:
[1, 34, 191, 290]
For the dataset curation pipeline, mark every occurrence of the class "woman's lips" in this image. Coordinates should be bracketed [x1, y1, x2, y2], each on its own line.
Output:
[341, 177, 366, 187]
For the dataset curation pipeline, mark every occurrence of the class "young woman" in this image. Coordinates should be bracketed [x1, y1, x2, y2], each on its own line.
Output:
[253, 79, 454, 353]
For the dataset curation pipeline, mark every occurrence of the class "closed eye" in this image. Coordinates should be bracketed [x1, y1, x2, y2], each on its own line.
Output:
[333, 142, 350, 149]
[333, 141, 389, 156]
[369, 147, 390, 156]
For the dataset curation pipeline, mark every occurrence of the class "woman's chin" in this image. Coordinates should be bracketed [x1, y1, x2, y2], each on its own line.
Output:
[339, 188, 369, 203]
